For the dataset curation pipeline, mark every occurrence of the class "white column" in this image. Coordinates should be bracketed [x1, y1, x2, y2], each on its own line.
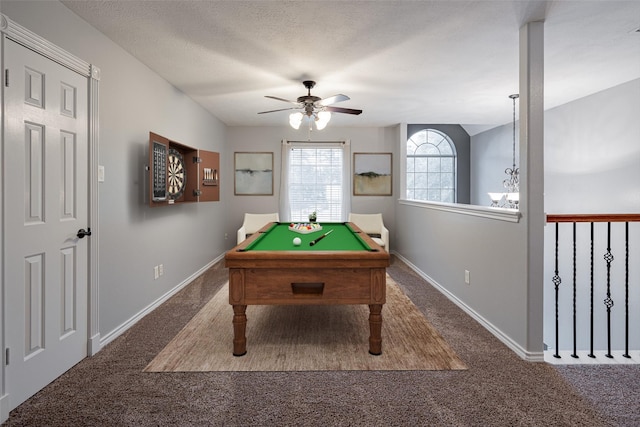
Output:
[520, 21, 545, 356]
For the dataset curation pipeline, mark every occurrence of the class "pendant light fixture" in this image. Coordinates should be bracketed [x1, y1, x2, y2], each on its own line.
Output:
[488, 94, 519, 209]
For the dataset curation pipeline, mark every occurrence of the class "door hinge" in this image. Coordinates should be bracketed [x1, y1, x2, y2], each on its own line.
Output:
[5, 348, 9, 366]
[4, 69, 8, 87]
[193, 156, 202, 164]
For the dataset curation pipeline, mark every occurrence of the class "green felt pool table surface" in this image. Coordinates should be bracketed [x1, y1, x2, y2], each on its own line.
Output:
[243, 222, 372, 252]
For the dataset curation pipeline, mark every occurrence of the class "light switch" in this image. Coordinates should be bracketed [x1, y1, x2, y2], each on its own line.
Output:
[98, 165, 105, 182]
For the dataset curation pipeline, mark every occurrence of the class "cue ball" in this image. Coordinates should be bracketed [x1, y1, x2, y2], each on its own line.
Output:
[293, 237, 302, 246]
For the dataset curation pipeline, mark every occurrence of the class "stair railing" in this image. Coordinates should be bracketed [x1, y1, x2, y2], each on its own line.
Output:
[546, 214, 640, 360]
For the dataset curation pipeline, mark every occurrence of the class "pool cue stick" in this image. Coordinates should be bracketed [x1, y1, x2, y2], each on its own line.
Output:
[309, 229, 334, 246]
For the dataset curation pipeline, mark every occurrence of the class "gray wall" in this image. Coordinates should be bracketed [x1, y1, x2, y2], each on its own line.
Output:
[223, 125, 399, 250]
[395, 201, 529, 346]
[470, 122, 518, 206]
[471, 78, 639, 210]
[407, 124, 471, 204]
[544, 78, 640, 214]
[2, 1, 228, 339]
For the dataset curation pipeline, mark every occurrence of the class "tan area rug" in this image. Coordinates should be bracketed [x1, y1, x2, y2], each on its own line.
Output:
[144, 276, 467, 371]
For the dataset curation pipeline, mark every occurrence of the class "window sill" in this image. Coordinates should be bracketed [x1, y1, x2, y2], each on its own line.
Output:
[398, 199, 521, 223]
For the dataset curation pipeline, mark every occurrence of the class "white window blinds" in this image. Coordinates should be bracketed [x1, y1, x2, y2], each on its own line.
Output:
[279, 141, 350, 222]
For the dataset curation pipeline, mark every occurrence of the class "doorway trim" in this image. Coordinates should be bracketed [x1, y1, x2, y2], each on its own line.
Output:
[1, 13, 100, 421]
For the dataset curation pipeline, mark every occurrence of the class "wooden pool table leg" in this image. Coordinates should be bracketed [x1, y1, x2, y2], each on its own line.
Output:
[232, 304, 247, 356]
[368, 304, 383, 355]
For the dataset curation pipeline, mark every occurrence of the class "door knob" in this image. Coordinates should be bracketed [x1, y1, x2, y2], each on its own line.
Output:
[77, 228, 92, 239]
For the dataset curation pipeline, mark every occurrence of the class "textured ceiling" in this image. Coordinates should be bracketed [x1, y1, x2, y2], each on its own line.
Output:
[61, 0, 640, 134]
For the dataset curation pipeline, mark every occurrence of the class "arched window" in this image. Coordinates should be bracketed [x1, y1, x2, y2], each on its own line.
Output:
[406, 129, 457, 202]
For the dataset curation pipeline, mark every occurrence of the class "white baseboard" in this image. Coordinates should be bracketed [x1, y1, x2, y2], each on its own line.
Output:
[393, 252, 544, 362]
[99, 255, 224, 349]
[0, 392, 9, 424]
[545, 350, 640, 364]
[88, 333, 101, 356]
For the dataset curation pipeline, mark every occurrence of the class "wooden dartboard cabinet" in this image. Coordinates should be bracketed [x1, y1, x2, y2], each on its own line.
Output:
[149, 132, 219, 206]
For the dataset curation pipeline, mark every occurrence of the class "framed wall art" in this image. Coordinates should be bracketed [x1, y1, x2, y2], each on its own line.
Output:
[353, 152, 392, 196]
[234, 152, 274, 195]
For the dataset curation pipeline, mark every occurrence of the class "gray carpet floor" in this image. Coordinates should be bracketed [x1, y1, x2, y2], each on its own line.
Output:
[4, 256, 639, 426]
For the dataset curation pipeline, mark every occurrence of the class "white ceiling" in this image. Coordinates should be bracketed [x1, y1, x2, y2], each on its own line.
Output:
[61, 0, 640, 135]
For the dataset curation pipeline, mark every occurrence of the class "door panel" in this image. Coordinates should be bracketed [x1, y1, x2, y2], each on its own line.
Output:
[4, 39, 89, 408]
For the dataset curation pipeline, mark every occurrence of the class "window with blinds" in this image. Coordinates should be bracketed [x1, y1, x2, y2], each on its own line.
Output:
[288, 146, 344, 222]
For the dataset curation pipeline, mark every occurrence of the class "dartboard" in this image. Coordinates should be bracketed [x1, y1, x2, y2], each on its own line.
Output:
[167, 148, 186, 199]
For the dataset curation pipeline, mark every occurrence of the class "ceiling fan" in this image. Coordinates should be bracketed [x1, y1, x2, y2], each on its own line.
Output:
[258, 80, 362, 129]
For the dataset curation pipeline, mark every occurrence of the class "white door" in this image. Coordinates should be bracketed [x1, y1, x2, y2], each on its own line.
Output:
[3, 39, 89, 409]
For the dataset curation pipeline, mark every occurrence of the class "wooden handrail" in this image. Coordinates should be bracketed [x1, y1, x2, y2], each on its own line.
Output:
[546, 214, 640, 223]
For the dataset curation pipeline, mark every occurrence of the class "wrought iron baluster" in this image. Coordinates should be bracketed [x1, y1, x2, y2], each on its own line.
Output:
[624, 222, 630, 358]
[588, 222, 595, 358]
[572, 222, 578, 358]
[603, 222, 614, 359]
[553, 222, 562, 358]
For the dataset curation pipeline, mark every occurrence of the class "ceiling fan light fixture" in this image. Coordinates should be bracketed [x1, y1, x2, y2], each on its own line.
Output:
[289, 112, 303, 129]
[315, 111, 331, 130]
[262, 81, 361, 130]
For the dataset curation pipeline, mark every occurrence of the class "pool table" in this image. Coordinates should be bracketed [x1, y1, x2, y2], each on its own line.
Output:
[224, 222, 390, 356]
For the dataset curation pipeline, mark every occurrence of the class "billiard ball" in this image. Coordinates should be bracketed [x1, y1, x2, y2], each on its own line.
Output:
[293, 237, 302, 246]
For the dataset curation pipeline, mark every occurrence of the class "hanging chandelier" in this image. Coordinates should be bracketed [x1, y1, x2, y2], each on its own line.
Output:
[488, 94, 519, 209]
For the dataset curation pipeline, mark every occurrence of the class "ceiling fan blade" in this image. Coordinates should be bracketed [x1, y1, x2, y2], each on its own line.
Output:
[258, 107, 298, 114]
[318, 94, 350, 106]
[265, 95, 299, 105]
[325, 106, 363, 115]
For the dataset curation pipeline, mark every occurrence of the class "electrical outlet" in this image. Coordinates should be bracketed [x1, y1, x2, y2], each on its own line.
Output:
[464, 270, 470, 285]
[159, 264, 164, 276]
[154, 265, 159, 280]
[224, 233, 228, 240]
